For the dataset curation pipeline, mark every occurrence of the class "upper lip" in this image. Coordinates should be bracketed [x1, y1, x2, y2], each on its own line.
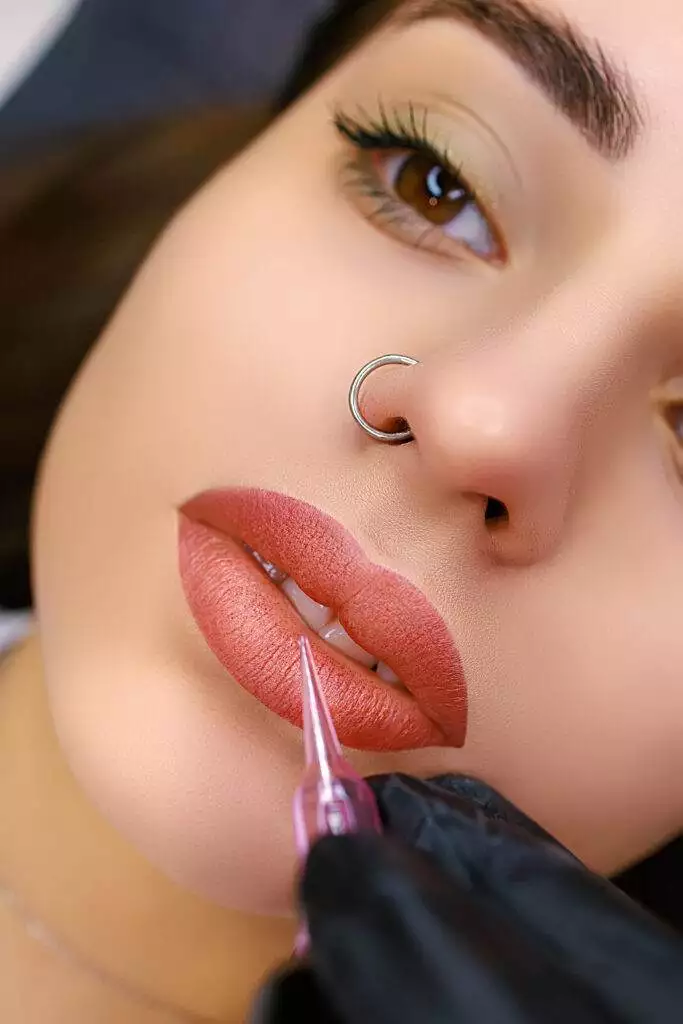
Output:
[181, 488, 467, 747]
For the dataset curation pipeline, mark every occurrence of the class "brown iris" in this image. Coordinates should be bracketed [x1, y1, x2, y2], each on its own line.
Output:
[393, 153, 470, 226]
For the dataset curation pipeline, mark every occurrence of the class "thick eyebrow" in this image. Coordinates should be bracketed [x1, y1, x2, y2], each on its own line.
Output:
[391, 0, 644, 160]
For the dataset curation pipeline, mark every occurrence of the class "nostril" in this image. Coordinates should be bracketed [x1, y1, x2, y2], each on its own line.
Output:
[484, 497, 509, 526]
[379, 415, 410, 434]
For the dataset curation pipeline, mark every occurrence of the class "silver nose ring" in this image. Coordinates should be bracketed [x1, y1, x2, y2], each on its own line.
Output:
[348, 354, 419, 444]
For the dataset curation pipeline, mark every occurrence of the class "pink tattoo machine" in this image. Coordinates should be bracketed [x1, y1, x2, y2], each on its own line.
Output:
[293, 635, 383, 952]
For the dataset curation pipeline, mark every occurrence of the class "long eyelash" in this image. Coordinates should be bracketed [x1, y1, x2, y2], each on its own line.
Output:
[332, 100, 467, 189]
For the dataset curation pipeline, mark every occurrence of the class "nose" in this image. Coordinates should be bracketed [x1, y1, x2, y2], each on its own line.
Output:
[407, 347, 580, 565]
[356, 264, 666, 566]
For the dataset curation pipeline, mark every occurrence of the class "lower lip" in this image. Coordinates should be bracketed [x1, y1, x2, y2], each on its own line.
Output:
[178, 518, 446, 751]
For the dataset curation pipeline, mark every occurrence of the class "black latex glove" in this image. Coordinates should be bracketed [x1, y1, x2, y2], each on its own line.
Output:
[252, 773, 683, 1023]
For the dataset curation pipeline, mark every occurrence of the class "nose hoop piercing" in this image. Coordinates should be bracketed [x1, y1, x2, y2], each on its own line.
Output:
[348, 354, 419, 444]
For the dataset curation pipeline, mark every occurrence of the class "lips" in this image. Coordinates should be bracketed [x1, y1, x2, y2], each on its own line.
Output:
[179, 489, 467, 752]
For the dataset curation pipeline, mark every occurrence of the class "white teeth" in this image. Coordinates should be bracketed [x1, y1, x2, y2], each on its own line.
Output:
[376, 661, 401, 685]
[281, 577, 334, 631]
[318, 619, 376, 668]
[245, 545, 288, 584]
[246, 546, 402, 683]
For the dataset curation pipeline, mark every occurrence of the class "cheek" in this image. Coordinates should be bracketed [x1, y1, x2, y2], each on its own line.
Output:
[82, 145, 403, 487]
[30, 122, 436, 915]
[30, 149, 343, 914]
[455, 560, 683, 875]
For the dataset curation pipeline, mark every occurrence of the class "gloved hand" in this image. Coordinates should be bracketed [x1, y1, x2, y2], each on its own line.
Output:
[252, 773, 683, 1023]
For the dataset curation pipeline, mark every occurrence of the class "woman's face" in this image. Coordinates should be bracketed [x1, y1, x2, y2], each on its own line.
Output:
[34, 0, 683, 915]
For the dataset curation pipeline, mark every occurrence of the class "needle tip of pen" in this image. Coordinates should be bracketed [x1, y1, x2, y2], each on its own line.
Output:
[298, 635, 314, 697]
[298, 634, 342, 767]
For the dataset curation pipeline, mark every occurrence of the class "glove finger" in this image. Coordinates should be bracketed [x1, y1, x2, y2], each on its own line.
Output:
[249, 961, 343, 1024]
[369, 773, 555, 843]
[303, 832, 610, 1024]
[367, 773, 566, 892]
[372, 775, 683, 1020]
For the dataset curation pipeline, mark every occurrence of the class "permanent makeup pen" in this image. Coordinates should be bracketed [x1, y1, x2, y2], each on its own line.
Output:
[293, 635, 383, 951]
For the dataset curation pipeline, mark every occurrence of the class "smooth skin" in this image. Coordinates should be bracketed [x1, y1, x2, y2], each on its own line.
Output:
[1, 0, 683, 1020]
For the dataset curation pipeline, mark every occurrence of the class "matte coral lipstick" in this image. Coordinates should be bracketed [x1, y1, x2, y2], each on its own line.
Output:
[179, 489, 467, 752]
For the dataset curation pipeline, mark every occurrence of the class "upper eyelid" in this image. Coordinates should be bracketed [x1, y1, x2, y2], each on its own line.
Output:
[331, 94, 525, 191]
[332, 105, 484, 208]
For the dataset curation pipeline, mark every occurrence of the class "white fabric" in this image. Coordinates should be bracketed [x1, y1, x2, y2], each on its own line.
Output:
[0, 608, 32, 653]
[0, 0, 80, 107]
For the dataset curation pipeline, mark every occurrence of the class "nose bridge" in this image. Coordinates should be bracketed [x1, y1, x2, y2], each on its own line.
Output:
[404, 244, 675, 562]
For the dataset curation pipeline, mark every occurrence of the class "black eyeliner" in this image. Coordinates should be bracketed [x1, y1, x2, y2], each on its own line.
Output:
[332, 100, 461, 179]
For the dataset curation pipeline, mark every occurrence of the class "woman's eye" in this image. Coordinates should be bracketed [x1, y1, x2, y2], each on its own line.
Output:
[376, 150, 499, 259]
[333, 106, 505, 263]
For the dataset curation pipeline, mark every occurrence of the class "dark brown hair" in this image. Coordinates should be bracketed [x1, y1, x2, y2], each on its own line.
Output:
[0, 108, 267, 606]
[275, 0, 394, 110]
